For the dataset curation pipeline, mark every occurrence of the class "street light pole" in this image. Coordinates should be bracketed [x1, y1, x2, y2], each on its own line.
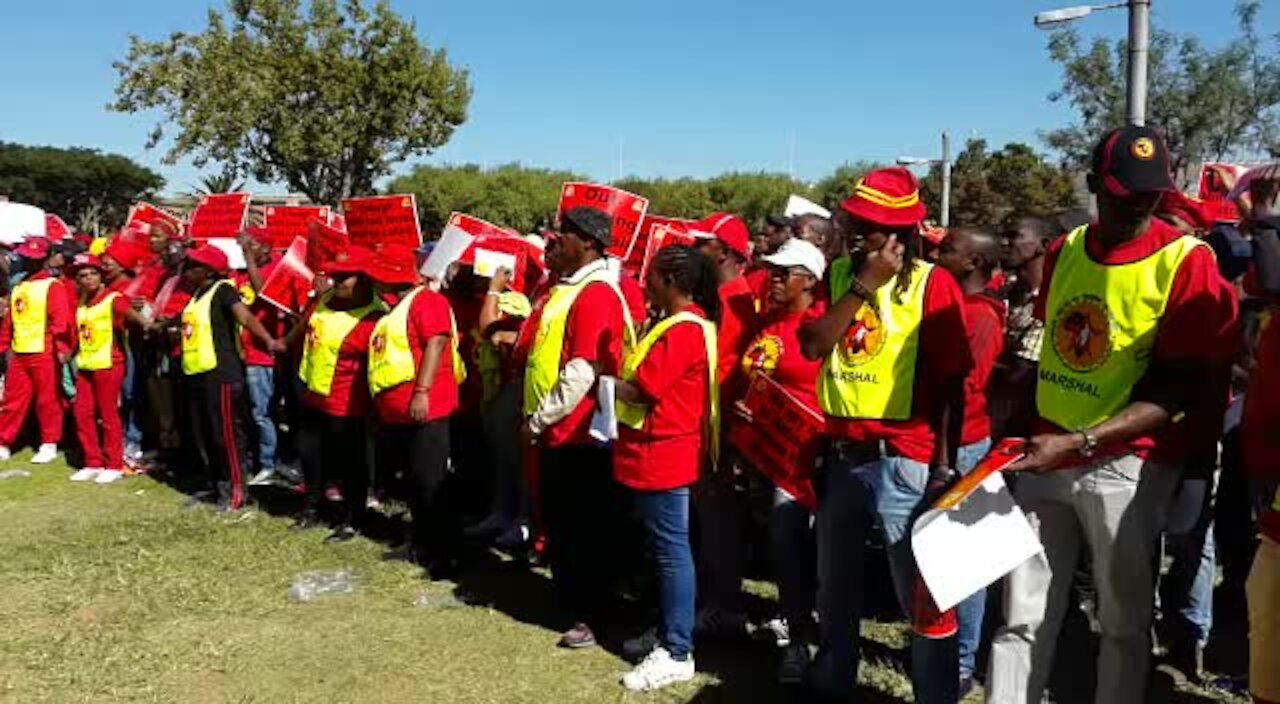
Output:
[940, 131, 952, 228]
[1126, 0, 1150, 126]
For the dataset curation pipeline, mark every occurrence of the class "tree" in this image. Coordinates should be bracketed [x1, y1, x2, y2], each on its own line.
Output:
[919, 139, 1078, 228]
[621, 172, 805, 232]
[1044, 0, 1280, 180]
[388, 163, 584, 236]
[112, 0, 471, 205]
[0, 142, 165, 235]
[612, 177, 716, 220]
[189, 172, 246, 197]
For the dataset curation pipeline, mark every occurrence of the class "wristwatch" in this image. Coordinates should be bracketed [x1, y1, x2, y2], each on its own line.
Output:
[1076, 430, 1099, 458]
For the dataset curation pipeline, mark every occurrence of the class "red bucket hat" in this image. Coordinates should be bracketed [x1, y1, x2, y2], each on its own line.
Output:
[367, 243, 421, 285]
[322, 244, 377, 277]
[186, 244, 230, 275]
[841, 167, 927, 228]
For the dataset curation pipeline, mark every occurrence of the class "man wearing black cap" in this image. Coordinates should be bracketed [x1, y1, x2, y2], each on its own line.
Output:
[988, 126, 1239, 704]
[524, 206, 634, 649]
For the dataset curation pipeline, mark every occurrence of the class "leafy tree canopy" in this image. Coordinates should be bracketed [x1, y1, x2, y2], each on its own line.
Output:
[389, 163, 584, 236]
[920, 140, 1078, 229]
[0, 142, 164, 234]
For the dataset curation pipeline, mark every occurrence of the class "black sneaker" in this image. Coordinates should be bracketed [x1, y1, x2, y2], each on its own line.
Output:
[557, 622, 597, 649]
[324, 525, 358, 543]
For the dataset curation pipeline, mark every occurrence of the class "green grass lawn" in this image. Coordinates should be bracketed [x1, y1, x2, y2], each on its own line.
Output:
[0, 451, 1252, 703]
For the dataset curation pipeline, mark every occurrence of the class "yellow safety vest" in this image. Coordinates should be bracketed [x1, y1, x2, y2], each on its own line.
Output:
[522, 266, 636, 418]
[299, 295, 384, 397]
[367, 287, 466, 398]
[617, 310, 720, 467]
[11, 278, 55, 354]
[181, 280, 234, 375]
[1036, 225, 1206, 430]
[818, 260, 932, 420]
[76, 292, 120, 371]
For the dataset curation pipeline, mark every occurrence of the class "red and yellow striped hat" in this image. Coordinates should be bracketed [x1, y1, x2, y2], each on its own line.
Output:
[841, 167, 927, 228]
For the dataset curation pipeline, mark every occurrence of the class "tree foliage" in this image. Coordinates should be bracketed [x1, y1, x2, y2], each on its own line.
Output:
[112, 0, 471, 205]
[1044, 0, 1280, 179]
[619, 172, 809, 232]
[388, 163, 584, 236]
[810, 162, 883, 212]
[0, 142, 164, 234]
[920, 140, 1079, 228]
[189, 172, 246, 197]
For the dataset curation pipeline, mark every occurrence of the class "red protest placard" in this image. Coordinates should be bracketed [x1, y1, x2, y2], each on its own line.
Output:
[306, 218, 349, 273]
[45, 214, 71, 241]
[727, 373, 826, 511]
[557, 182, 649, 261]
[637, 216, 697, 280]
[259, 236, 314, 316]
[447, 212, 511, 241]
[341, 194, 421, 249]
[187, 192, 251, 240]
[1198, 163, 1246, 223]
[126, 202, 184, 235]
[263, 205, 331, 249]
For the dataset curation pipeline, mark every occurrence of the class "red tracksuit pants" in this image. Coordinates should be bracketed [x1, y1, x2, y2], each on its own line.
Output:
[0, 352, 63, 447]
[72, 366, 126, 470]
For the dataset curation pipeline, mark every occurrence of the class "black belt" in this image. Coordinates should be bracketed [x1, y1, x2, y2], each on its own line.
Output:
[828, 438, 899, 468]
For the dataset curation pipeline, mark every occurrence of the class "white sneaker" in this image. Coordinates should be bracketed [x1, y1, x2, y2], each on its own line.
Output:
[94, 470, 125, 484]
[248, 468, 277, 486]
[0, 446, 10, 462]
[70, 468, 103, 482]
[621, 647, 695, 692]
[30, 444, 58, 464]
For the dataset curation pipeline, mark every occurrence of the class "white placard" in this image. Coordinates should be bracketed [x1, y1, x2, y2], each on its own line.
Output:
[784, 194, 831, 219]
[205, 238, 248, 271]
[473, 248, 517, 278]
[0, 202, 46, 245]
[421, 224, 474, 282]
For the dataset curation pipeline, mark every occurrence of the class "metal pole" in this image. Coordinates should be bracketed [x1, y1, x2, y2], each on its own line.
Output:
[1126, 0, 1150, 125]
[940, 130, 952, 228]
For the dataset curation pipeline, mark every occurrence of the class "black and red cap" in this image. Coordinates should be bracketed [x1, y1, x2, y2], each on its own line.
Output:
[1091, 125, 1177, 197]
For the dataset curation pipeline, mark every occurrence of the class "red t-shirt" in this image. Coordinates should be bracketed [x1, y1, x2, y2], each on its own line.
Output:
[0, 271, 74, 358]
[746, 267, 771, 309]
[1033, 221, 1239, 464]
[614, 306, 711, 491]
[960, 293, 1005, 445]
[233, 258, 282, 367]
[826, 267, 974, 464]
[374, 289, 460, 426]
[717, 274, 759, 404]
[741, 302, 826, 415]
[543, 280, 626, 448]
[300, 305, 380, 418]
[447, 291, 484, 413]
[134, 259, 169, 302]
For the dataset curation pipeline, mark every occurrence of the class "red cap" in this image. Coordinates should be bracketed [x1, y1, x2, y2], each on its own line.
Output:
[690, 212, 751, 260]
[68, 254, 105, 274]
[15, 237, 51, 259]
[368, 243, 422, 286]
[186, 244, 230, 274]
[841, 167, 927, 228]
[321, 244, 377, 276]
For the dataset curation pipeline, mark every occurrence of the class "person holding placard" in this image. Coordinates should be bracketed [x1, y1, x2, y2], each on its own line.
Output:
[798, 167, 972, 704]
[234, 231, 289, 488]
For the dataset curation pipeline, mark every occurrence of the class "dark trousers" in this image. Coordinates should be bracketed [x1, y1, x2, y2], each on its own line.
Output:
[299, 408, 369, 527]
[382, 419, 455, 560]
[188, 378, 252, 509]
[541, 443, 619, 629]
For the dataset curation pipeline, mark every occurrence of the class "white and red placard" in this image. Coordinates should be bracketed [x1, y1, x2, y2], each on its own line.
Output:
[125, 202, 185, 235]
[187, 193, 252, 239]
[341, 194, 421, 250]
[557, 182, 649, 261]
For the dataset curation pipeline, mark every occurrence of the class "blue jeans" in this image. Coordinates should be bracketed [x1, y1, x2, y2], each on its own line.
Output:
[245, 366, 277, 470]
[956, 438, 993, 678]
[1161, 472, 1217, 648]
[771, 486, 816, 644]
[634, 486, 696, 660]
[813, 443, 957, 704]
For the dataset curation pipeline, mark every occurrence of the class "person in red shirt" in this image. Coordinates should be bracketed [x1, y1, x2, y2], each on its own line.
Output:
[233, 232, 290, 487]
[524, 207, 630, 649]
[934, 225, 1005, 694]
[0, 238, 73, 464]
[798, 167, 972, 703]
[612, 244, 719, 692]
[65, 255, 149, 485]
[989, 128, 1239, 704]
[735, 237, 826, 684]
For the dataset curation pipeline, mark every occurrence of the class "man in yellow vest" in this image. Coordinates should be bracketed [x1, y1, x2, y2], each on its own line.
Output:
[987, 127, 1239, 704]
[0, 237, 73, 464]
[524, 206, 632, 650]
[175, 244, 285, 511]
[798, 167, 973, 704]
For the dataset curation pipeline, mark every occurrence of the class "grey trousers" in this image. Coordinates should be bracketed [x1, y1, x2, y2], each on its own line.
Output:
[987, 454, 1179, 704]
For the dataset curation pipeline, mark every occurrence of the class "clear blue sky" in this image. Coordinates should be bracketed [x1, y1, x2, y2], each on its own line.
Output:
[0, 0, 1255, 195]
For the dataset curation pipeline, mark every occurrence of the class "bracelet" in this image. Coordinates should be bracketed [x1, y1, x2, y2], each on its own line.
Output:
[413, 386, 431, 394]
[485, 291, 501, 297]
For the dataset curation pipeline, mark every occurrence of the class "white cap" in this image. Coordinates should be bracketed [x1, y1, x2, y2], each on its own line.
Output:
[783, 194, 831, 220]
[761, 238, 826, 279]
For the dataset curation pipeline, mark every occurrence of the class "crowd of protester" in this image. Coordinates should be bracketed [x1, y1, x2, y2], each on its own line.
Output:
[1, 125, 1279, 702]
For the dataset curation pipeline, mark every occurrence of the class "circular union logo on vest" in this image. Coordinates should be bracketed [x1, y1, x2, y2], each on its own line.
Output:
[1051, 295, 1112, 372]
[838, 304, 886, 367]
[370, 331, 387, 355]
[743, 334, 783, 375]
[79, 323, 93, 344]
[13, 294, 27, 315]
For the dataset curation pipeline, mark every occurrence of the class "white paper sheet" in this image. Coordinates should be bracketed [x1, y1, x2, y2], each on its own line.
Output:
[784, 194, 831, 219]
[474, 248, 517, 278]
[205, 238, 248, 271]
[590, 375, 618, 444]
[911, 472, 1043, 611]
[421, 224, 474, 281]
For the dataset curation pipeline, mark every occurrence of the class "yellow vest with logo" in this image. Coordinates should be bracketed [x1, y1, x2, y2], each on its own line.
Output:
[299, 295, 384, 397]
[11, 278, 55, 354]
[818, 260, 932, 420]
[181, 280, 234, 375]
[522, 267, 636, 418]
[1036, 225, 1206, 430]
[367, 287, 466, 398]
[617, 310, 720, 467]
[76, 293, 120, 371]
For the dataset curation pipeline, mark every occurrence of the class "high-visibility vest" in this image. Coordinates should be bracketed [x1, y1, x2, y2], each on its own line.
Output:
[522, 267, 635, 418]
[367, 287, 466, 398]
[299, 295, 384, 397]
[76, 292, 120, 371]
[818, 261, 932, 420]
[617, 310, 720, 467]
[181, 280, 234, 375]
[1036, 225, 1206, 430]
[11, 278, 55, 354]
